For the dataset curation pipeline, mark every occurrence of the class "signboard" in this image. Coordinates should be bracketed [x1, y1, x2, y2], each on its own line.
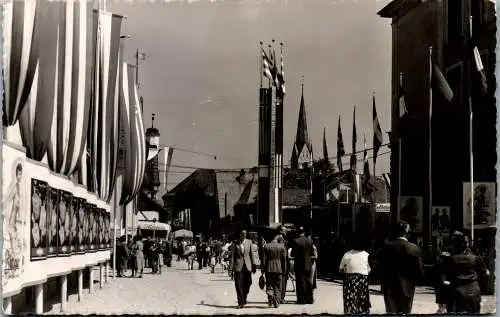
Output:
[376, 203, 390, 213]
[463, 182, 496, 229]
[399, 196, 423, 233]
[431, 206, 450, 237]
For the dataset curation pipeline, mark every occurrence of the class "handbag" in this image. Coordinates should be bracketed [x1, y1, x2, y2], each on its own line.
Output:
[259, 273, 266, 290]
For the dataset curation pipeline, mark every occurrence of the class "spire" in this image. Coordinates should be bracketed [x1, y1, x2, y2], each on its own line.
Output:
[323, 127, 330, 170]
[291, 78, 313, 170]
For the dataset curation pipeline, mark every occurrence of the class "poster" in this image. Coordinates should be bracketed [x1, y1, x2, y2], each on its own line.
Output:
[105, 213, 111, 248]
[98, 209, 105, 249]
[83, 203, 91, 251]
[354, 203, 374, 234]
[431, 206, 450, 237]
[3, 158, 28, 281]
[77, 198, 86, 253]
[463, 182, 496, 229]
[30, 179, 49, 260]
[57, 190, 72, 255]
[47, 188, 59, 257]
[70, 197, 79, 253]
[88, 204, 96, 251]
[399, 196, 423, 233]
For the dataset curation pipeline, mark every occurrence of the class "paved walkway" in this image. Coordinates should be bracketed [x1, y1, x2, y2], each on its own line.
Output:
[44, 261, 496, 315]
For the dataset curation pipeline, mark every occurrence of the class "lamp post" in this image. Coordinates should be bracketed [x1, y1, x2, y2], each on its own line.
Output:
[153, 218, 157, 239]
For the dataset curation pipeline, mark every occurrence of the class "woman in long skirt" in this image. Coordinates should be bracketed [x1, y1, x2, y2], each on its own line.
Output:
[339, 235, 371, 314]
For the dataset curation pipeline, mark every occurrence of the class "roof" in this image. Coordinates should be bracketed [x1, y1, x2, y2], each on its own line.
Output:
[377, 0, 422, 18]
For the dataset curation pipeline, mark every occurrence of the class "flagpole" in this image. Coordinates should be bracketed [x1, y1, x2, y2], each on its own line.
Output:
[428, 46, 433, 247]
[398, 72, 403, 221]
[259, 41, 263, 88]
[372, 92, 377, 205]
[469, 16, 474, 243]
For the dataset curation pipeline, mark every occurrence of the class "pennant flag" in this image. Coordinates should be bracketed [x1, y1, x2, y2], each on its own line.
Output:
[473, 46, 488, 95]
[323, 127, 330, 168]
[350, 106, 357, 171]
[278, 43, 285, 94]
[361, 133, 373, 200]
[337, 116, 345, 172]
[373, 94, 383, 164]
[433, 64, 454, 102]
[164, 146, 174, 189]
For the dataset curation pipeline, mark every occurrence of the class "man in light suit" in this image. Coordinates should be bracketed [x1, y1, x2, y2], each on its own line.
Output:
[262, 235, 287, 308]
[378, 221, 424, 313]
[230, 230, 256, 308]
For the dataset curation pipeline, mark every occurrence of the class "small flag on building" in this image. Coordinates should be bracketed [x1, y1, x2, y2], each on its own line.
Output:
[433, 64, 454, 102]
[373, 94, 383, 164]
[473, 46, 488, 95]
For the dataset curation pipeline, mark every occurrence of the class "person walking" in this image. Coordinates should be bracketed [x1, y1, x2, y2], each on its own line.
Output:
[261, 235, 287, 308]
[440, 231, 489, 313]
[378, 221, 424, 314]
[339, 235, 372, 314]
[128, 237, 137, 278]
[134, 236, 145, 278]
[276, 226, 289, 304]
[291, 227, 314, 304]
[230, 230, 256, 308]
[116, 236, 129, 277]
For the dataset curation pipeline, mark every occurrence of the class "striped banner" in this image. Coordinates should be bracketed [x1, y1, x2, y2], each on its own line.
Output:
[18, 0, 60, 161]
[3, 0, 39, 127]
[86, 10, 123, 202]
[46, 0, 93, 175]
[119, 63, 146, 205]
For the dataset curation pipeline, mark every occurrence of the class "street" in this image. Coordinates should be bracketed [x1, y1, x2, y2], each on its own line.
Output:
[45, 261, 495, 315]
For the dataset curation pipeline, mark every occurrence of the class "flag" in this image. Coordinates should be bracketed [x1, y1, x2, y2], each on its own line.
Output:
[382, 172, 391, 189]
[163, 146, 174, 190]
[399, 76, 408, 118]
[262, 49, 273, 81]
[323, 127, 330, 168]
[350, 106, 357, 171]
[473, 46, 488, 95]
[278, 44, 285, 94]
[373, 95, 383, 164]
[433, 64, 454, 102]
[361, 134, 373, 201]
[337, 116, 345, 172]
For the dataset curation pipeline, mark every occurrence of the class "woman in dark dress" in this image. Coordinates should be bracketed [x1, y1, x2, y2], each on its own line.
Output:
[441, 231, 489, 313]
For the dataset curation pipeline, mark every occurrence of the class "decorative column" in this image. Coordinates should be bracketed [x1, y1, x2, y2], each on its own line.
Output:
[89, 266, 94, 294]
[78, 270, 83, 301]
[60, 275, 68, 312]
[4, 297, 12, 314]
[35, 284, 44, 314]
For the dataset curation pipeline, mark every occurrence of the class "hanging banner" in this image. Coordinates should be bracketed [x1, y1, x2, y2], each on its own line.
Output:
[463, 182, 496, 229]
[47, 188, 59, 257]
[399, 196, 423, 233]
[3, 155, 28, 281]
[431, 206, 450, 237]
[30, 179, 49, 260]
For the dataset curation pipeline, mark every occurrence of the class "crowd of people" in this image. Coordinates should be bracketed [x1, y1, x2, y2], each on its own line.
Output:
[114, 235, 173, 278]
[113, 221, 490, 314]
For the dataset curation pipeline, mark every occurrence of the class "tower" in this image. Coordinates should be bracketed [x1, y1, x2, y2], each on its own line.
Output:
[144, 113, 161, 200]
[291, 82, 313, 170]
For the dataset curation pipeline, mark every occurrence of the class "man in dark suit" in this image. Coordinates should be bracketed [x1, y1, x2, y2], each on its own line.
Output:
[230, 230, 255, 308]
[378, 221, 424, 313]
[262, 235, 287, 308]
[291, 227, 314, 304]
[276, 225, 288, 304]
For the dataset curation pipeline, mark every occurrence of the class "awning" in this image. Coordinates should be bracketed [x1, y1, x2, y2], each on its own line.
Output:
[137, 221, 171, 231]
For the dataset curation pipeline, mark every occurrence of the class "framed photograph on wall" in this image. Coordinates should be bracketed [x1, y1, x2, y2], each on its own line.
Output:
[46, 188, 59, 257]
[77, 199, 86, 253]
[57, 190, 72, 255]
[88, 204, 96, 251]
[30, 179, 49, 260]
[70, 197, 80, 254]
[98, 209, 105, 249]
[431, 206, 450, 237]
[105, 213, 111, 249]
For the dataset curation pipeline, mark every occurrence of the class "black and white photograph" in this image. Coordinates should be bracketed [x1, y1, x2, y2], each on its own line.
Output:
[30, 179, 48, 260]
[46, 188, 59, 257]
[1, 0, 497, 315]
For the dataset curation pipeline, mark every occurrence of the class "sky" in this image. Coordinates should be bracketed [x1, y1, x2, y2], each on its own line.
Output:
[110, 0, 394, 190]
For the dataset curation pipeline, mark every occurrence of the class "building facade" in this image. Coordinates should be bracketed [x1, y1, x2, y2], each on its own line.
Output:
[379, 0, 496, 254]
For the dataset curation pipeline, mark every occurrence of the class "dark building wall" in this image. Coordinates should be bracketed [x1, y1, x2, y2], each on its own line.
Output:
[384, 0, 496, 243]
